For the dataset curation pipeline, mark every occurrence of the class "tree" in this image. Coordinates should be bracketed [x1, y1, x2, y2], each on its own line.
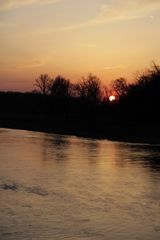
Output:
[75, 73, 101, 103]
[50, 75, 70, 98]
[35, 74, 50, 95]
[128, 63, 160, 99]
[112, 78, 128, 98]
[101, 86, 109, 102]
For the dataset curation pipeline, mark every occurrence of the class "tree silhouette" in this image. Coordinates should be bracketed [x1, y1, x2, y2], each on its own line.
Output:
[35, 74, 50, 95]
[76, 73, 101, 103]
[128, 63, 160, 96]
[50, 75, 70, 98]
[102, 86, 109, 102]
[112, 78, 128, 98]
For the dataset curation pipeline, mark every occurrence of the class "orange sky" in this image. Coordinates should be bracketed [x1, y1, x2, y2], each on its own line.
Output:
[0, 0, 160, 91]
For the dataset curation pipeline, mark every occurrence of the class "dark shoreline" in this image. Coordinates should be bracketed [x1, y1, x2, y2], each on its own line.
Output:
[0, 118, 160, 144]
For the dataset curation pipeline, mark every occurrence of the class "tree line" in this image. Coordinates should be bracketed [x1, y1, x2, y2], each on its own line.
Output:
[0, 63, 160, 140]
[34, 63, 160, 104]
[34, 73, 102, 103]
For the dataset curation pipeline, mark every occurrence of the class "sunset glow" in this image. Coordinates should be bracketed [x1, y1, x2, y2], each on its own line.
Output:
[0, 0, 160, 91]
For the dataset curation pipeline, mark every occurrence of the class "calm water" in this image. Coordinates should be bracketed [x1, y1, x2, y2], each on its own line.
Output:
[0, 128, 160, 240]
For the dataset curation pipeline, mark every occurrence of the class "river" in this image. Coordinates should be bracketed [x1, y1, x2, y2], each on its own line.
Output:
[0, 128, 160, 240]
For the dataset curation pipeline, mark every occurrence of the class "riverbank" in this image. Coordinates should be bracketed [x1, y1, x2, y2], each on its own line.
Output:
[0, 117, 160, 144]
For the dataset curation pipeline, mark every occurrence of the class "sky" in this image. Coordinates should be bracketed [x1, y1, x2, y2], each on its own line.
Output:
[0, 0, 160, 91]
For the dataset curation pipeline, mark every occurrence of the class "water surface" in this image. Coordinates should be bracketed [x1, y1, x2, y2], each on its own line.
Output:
[0, 128, 160, 240]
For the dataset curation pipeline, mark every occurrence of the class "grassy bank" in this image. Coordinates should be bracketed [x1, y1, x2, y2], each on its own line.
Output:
[0, 116, 160, 144]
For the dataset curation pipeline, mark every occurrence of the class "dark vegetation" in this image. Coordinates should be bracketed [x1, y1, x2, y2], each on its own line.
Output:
[0, 63, 160, 143]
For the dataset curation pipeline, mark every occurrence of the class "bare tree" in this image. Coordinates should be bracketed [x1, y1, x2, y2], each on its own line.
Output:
[101, 86, 109, 102]
[50, 75, 70, 98]
[76, 73, 101, 102]
[35, 74, 50, 95]
[151, 61, 160, 74]
[112, 78, 128, 98]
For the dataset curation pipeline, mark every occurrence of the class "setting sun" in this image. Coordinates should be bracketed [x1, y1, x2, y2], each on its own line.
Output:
[109, 95, 116, 102]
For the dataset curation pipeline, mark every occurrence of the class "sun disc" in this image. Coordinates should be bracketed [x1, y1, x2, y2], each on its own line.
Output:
[109, 95, 116, 102]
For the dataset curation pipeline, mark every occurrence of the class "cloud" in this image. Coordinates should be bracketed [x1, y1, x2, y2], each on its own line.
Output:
[0, 22, 16, 29]
[0, 0, 62, 11]
[0, 57, 46, 71]
[17, 59, 45, 69]
[92, 0, 160, 24]
[41, 0, 160, 34]
[2, 0, 159, 33]
[104, 65, 127, 70]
